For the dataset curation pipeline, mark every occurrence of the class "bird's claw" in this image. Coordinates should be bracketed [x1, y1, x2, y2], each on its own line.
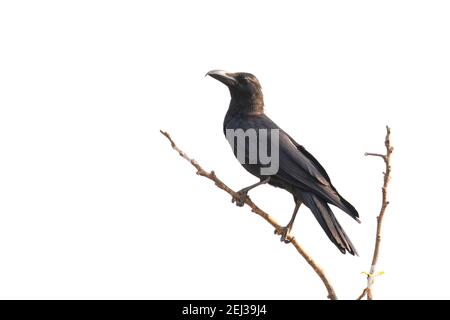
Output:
[232, 190, 248, 207]
[274, 226, 292, 244]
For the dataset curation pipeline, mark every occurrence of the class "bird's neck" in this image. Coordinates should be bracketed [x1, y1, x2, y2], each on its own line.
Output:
[228, 96, 265, 117]
[223, 98, 265, 133]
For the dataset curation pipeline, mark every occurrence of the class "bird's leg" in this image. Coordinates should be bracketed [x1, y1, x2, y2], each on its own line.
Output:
[232, 177, 271, 207]
[275, 200, 302, 243]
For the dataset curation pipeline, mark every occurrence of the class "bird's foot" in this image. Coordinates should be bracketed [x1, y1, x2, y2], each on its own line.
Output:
[274, 226, 292, 244]
[232, 190, 248, 207]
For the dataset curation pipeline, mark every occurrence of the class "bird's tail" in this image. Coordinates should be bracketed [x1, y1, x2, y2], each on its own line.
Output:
[337, 194, 360, 223]
[302, 192, 358, 255]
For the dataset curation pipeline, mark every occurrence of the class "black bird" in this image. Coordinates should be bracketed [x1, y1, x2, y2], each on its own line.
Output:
[207, 70, 360, 255]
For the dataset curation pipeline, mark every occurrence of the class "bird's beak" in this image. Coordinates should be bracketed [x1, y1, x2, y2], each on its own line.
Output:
[206, 70, 237, 87]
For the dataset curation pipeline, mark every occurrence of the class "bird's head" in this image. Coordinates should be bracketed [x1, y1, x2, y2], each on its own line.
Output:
[207, 70, 264, 113]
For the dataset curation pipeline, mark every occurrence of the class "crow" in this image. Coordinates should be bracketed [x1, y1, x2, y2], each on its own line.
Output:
[206, 70, 360, 255]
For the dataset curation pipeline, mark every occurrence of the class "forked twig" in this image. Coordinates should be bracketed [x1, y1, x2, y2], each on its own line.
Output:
[358, 126, 393, 300]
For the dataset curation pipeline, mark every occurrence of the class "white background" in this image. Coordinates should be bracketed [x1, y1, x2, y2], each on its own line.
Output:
[1, 1, 449, 299]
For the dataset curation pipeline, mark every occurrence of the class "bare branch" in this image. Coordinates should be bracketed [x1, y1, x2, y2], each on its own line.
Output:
[357, 288, 368, 300]
[160, 129, 338, 300]
[358, 126, 393, 300]
[364, 152, 385, 159]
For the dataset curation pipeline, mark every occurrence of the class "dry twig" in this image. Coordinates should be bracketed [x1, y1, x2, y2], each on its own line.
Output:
[357, 126, 393, 300]
[160, 129, 338, 300]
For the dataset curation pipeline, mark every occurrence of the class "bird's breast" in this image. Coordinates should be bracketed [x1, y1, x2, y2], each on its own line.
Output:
[223, 114, 281, 179]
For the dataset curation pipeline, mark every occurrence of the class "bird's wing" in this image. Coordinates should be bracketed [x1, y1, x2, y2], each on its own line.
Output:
[224, 114, 358, 216]
[278, 132, 331, 186]
[226, 115, 329, 184]
[250, 115, 356, 214]
[276, 128, 344, 205]
[244, 115, 332, 185]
